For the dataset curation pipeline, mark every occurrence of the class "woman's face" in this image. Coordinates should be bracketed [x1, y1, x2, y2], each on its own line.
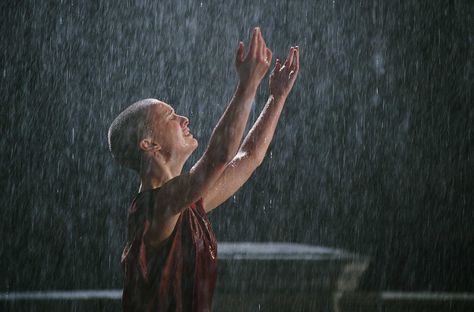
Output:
[148, 100, 198, 160]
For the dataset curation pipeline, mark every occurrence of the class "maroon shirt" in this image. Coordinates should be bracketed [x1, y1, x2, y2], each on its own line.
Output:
[121, 188, 218, 312]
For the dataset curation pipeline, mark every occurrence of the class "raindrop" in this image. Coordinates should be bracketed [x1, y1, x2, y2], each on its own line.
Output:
[373, 52, 385, 75]
[371, 87, 380, 107]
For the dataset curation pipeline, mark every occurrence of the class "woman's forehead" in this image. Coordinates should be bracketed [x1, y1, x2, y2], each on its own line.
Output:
[150, 101, 174, 116]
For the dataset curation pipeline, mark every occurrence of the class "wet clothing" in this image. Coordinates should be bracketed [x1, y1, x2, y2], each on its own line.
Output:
[121, 188, 218, 312]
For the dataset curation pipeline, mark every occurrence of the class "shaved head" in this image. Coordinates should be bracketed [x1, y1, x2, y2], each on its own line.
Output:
[108, 99, 160, 172]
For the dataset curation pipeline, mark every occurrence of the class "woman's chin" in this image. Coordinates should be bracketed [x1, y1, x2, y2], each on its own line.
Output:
[191, 137, 198, 148]
[184, 139, 198, 154]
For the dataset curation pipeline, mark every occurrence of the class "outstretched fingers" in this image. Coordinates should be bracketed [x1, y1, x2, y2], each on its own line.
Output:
[290, 47, 299, 75]
[294, 46, 300, 72]
[284, 47, 295, 69]
[259, 30, 267, 60]
[235, 41, 245, 65]
[249, 27, 259, 58]
[273, 58, 282, 74]
[288, 47, 299, 80]
[265, 48, 272, 65]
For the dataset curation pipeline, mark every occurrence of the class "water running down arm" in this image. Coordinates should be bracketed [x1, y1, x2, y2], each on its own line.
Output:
[150, 28, 270, 212]
[173, 27, 272, 205]
[197, 27, 272, 166]
[202, 46, 300, 212]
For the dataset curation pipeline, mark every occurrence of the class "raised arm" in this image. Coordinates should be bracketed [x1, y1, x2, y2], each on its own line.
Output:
[202, 46, 300, 212]
[197, 27, 272, 170]
[150, 28, 272, 225]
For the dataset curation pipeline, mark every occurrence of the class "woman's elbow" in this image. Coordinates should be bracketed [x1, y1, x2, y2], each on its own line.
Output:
[254, 152, 266, 167]
[239, 149, 265, 168]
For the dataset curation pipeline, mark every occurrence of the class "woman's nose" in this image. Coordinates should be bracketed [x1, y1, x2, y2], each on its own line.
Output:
[180, 116, 189, 127]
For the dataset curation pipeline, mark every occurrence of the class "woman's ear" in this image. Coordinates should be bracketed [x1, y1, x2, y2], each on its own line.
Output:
[139, 138, 160, 152]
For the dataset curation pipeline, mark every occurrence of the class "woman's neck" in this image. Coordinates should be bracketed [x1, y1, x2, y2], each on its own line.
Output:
[138, 159, 185, 193]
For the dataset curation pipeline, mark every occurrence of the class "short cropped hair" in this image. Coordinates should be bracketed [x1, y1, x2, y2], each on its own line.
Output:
[108, 99, 155, 172]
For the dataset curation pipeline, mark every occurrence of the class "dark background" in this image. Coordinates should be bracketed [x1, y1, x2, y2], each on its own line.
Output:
[1, 0, 473, 293]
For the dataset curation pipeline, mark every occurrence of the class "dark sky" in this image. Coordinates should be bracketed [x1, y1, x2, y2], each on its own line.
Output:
[1, 0, 473, 292]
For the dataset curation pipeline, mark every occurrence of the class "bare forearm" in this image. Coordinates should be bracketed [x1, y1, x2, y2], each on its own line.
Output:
[194, 37, 299, 213]
[206, 83, 257, 163]
[240, 45, 300, 162]
[204, 27, 272, 164]
[240, 95, 286, 161]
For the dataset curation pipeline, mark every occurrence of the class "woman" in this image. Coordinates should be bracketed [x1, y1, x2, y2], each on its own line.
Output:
[108, 27, 299, 311]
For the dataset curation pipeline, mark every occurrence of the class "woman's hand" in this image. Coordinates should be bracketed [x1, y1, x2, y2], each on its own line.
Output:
[269, 46, 300, 101]
[235, 27, 272, 91]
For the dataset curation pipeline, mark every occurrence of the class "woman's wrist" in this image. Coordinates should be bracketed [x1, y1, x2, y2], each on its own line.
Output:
[236, 80, 259, 97]
[269, 92, 287, 104]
